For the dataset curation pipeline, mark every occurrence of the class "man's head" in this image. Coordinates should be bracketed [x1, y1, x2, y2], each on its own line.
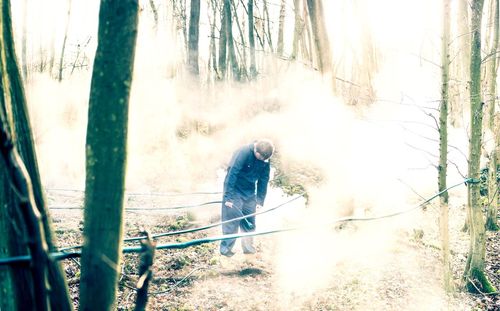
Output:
[254, 139, 274, 161]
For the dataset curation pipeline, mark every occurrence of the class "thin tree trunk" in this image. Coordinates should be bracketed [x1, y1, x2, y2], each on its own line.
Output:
[306, 0, 332, 74]
[0, 0, 73, 309]
[248, 0, 257, 78]
[79, 0, 139, 309]
[21, 0, 28, 81]
[227, 0, 239, 80]
[175, 0, 189, 57]
[486, 0, 499, 231]
[302, 0, 313, 65]
[487, 0, 499, 130]
[291, 0, 302, 60]
[1, 0, 73, 308]
[277, 0, 286, 56]
[464, 0, 497, 294]
[230, 0, 247, 79]
[439, 0, 454, 292]
[58, 0, 72, 82]
[208, 0, 218, 80]
[149, 0, 159, 32]
[263, 0, 274, 52]
[452, 0, 471, 127]
[187, 0, 201, 75]
[218, 0, 228, 79]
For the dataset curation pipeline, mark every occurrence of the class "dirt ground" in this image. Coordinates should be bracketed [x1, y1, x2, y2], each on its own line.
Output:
[48, 190, 499, 311]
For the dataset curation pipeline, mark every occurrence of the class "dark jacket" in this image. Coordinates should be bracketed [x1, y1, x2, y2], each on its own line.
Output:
[223, 143, 271, 206]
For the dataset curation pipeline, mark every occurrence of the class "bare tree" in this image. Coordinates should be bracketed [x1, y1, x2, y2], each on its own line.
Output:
[79, 0, 139, 309]
[450, 0, 471, 127]
[188, 0, 201, 75]
[486, 0, 499, 231]
[208, 0, 219, 80]
[464, 0, 497, 294]
[439, 0, 454, 292]
[248, 0, 257, 78]
[218, 0, 228, 78]
[0, 0, 72, 309]
[277, 0, 286, 56]
[58, 0, 72, 82]
[306, 0, 332, 74]
[21, 0, 28, 80]
[291, 0, 302, 60]
[149, 0, 159, 31]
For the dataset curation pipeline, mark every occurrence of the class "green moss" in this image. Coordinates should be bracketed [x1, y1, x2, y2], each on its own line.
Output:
[485, 218, 500, 231]
[466, 268, 498, 294]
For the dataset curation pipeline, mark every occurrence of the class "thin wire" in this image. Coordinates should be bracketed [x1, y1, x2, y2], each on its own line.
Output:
[49, 200, 222, 211]
[58, 194, 304, 251]
[46, 188, 221, 197]
[0, 179, 471, 266]
[149, 266, 208, 295]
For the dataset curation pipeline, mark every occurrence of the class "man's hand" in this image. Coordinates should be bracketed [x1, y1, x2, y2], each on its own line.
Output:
[256, 204, 263, 209]
[224, 201, 234, 208]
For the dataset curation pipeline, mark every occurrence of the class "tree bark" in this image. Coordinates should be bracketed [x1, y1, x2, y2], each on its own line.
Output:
[218, 0, 228, 79]
[291, 0, 302, 60]
[464, 0, 497, 294]
[248, 0, 257, 78]
[79, 0, 139, 309]
[58, 0, 72, 82]
[21, 0, 28, 81]
[439, 0, 454, 292]
[208, 0, 218, 79]
[486, 0, 499, 130]
[226, 0, 239, 80]
[486, 0, 499, 231]
[187, 0, 201, 75]
[306, 0, 332, 74]
[0, 0, 73, 309]
[277, 0, 286, 56]
[263, 0, 274, 52]
[451, 0, 471, 127]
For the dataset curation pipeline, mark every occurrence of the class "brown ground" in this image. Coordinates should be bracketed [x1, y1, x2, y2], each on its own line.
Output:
[48, 190, 499, 311]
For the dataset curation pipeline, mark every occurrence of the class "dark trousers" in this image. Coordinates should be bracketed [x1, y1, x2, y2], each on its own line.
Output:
[220, 196, 256, 255]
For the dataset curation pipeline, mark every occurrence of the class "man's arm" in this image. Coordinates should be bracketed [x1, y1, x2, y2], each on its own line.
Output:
[224, 149, 247, 204]
[256, 164, 270, 207]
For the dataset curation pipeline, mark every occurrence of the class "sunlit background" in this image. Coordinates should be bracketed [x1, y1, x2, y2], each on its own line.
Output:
[9, 0, 487, 309]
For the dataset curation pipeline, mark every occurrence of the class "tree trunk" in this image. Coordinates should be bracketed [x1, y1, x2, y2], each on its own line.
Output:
[486, 0, 499, 231]
[277, 0, 286, 56]
[439, 0, 454, 292]
[187, 0, 201, 75]
[230, 0, 247, 80]
[486, 0, 499, 130]
[79, 0, 139, 310]
[464, 0, 497, 294]
[248, 0, 257, 78]
[21, 0, 28, 81]
[263, 0, 274, 52]
[58, 0, 72, 82]
[0, 0, 73, 309]
[218, 0, 228, 79]
[451, 0, 471, 127]
[291, 0, 302, 60]
[208, 0, 218, 80]
[148, 0, 159, 32]
[226, 0, 239, 80]
[306, 0, 332, 74]
[301, 0, 312, 64]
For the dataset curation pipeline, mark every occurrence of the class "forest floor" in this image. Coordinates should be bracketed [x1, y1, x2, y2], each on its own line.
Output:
[48, 190, 499, 311]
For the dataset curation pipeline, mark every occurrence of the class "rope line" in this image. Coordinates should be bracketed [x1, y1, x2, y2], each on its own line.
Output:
[46, 188, 221, 197]
[0, 179, 472, 266]
[49, 200, 222, 211]
[57, 194, 304, 251]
